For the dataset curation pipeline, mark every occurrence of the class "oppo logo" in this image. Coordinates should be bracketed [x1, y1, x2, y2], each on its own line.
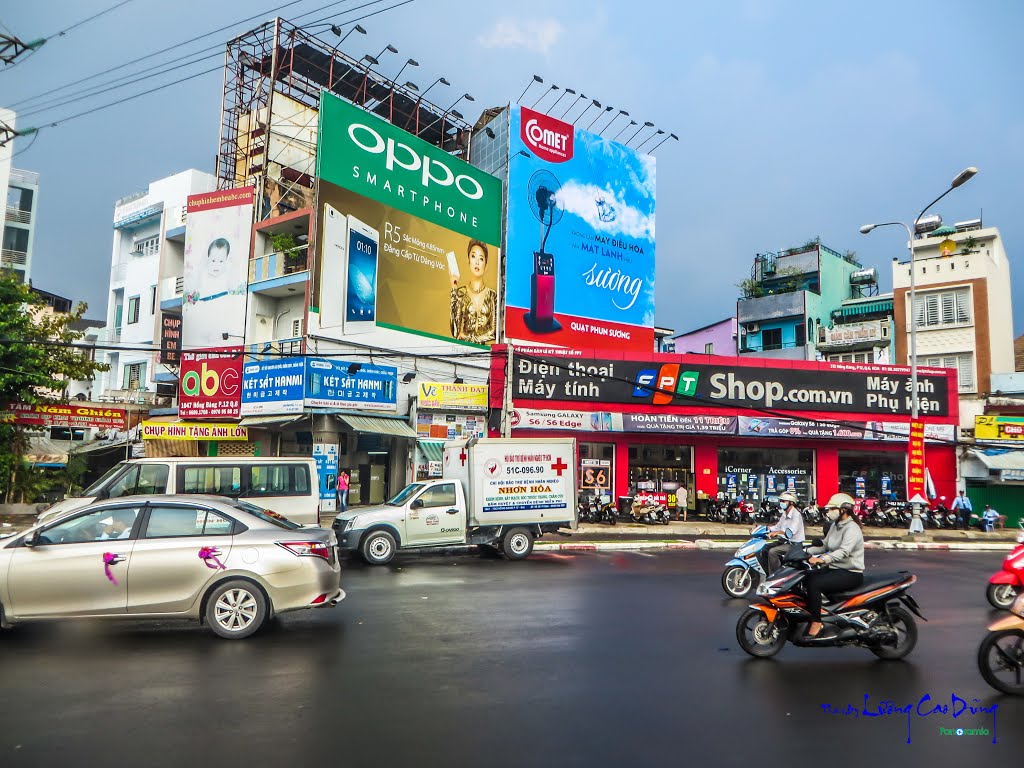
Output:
[347, 123, 484, 200]
[519, 107, 573, 163]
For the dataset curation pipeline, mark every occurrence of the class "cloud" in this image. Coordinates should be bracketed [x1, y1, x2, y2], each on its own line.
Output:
[477, 18, 563, 55]
[554, 181, 655, 240]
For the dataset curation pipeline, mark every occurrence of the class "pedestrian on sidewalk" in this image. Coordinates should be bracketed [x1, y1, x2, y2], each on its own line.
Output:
[337, 470, 350, 514]
[677, 485, 689, 522]
[951, 489, 973, 529]
[983, 504, 1000, 532]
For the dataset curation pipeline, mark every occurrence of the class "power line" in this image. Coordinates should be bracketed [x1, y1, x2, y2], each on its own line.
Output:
[46, 0, 135, 40]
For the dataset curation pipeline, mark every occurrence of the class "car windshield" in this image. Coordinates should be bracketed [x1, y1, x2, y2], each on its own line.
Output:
[387, 483, 425, 506]
[82, 462, 129, 497]
[232, 500, 302, 530]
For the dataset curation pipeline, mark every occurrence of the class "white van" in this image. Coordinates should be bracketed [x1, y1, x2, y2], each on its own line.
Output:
[38, 457, 321, 526]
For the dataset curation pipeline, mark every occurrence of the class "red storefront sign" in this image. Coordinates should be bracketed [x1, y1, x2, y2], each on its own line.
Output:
[906, 420, 926, 500]
[179, 349, 243, 420]
[1, 402, 128, 430]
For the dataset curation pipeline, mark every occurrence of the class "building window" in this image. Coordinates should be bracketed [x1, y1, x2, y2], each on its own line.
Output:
[704, 342, 713, 354]
[829, 352, 873, 364]
[761, 328, 783, 351]
[913, 288, 970, 328]
[922, 353, 975, 392]
[150, 285, 157, 315]
[795, 323, 806, 347]
[126, 296, 140, 324]
[133, 236, 160, 257]
[123, 362, 146, 390]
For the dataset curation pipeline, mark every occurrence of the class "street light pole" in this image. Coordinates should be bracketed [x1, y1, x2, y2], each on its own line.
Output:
[859, 167, 978, 526]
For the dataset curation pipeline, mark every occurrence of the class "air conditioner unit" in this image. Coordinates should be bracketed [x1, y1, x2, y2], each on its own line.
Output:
[745, 322, 759, 333]
[291, 318, 304, 338]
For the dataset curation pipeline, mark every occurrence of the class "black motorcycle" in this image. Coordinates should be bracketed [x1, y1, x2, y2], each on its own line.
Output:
[736, 543, 924, 659]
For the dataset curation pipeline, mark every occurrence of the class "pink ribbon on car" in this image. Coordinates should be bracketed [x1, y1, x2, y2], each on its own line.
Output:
[102, 552, 119, 584]
[198, 546, 226, 570]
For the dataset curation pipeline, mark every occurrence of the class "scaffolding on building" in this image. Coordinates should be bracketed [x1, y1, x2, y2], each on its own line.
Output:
[217, 17, 472, 220]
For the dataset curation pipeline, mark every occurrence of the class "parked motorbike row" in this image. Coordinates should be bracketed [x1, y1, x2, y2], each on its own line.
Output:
[706, 498, 823, 526]
[576, 494, 672, 525]
[722, 518, 1024, 695]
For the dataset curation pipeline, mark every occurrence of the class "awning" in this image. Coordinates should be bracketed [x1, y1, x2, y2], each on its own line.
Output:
[238, 415, 308, 428]
[968, 448, 1024, 471]
[340, 414, 418, 439]
[26, 436, 70, 467]
[836, 300, 893, 318]
[418, 441, 444, 462]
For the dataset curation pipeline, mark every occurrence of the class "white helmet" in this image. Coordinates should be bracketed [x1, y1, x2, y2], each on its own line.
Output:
[778, 492, 799, 505]
[825, 492, 856, 513]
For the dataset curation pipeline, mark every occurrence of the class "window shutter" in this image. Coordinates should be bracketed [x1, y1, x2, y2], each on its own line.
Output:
[940, 293, 955, 324]
[913, 296, 925, 328]
[122, 365, 131, 389]
[955, 290, 970, 323]
[925, 294, 939, 326]
[958, 354, 974, 389]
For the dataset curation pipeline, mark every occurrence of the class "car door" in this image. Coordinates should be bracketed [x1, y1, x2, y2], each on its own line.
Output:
[126, 504, 235, 614]
[6, 505, 143, 619]
[405, 483, 463, 546]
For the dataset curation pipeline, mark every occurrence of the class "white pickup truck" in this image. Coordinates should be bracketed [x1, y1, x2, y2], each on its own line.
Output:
[333, 437, 577, 564]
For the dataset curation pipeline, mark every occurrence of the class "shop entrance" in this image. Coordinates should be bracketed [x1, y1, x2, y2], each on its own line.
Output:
[627, 443, 692, 511]
[838, 450, 905, 501]
[579, 442, 614, 501]
[717, 447, 814, 504]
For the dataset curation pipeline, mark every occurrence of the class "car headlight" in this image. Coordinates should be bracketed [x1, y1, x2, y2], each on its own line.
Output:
[343, 517, 358, 532]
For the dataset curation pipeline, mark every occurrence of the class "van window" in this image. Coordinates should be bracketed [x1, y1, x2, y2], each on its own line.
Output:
[247, 464, 310, 498]
[181, 466, 242, 496]
[84, 462, 129, 496]
[105, 464, 169, 499]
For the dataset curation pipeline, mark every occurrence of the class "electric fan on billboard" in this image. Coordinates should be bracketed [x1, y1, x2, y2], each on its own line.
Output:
[523, 169, 564, 333]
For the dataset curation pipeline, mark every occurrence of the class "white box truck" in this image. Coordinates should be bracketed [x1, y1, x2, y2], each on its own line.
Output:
[332, 437, 577, 564]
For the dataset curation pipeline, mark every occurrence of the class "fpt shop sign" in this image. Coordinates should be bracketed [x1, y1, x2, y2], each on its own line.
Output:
[179, 350, 242, 420]
[512, 356, 951, 417]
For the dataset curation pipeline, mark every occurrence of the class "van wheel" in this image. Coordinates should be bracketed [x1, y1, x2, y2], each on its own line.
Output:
[362, 530, 397, 565]
[502, 527, 533, 561]
[205, 580, 267, 639]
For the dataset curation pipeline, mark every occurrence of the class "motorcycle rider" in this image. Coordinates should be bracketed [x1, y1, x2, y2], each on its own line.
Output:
[804, 492, 865, 639]
[764, 491, 804, 575]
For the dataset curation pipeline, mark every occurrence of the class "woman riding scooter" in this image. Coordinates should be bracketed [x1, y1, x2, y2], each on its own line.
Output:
[804, 492, 865, 639]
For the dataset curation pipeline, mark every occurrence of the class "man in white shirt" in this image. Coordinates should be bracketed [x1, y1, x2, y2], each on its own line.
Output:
[98, 510, 137, 540]
[764, 491, 804, 574]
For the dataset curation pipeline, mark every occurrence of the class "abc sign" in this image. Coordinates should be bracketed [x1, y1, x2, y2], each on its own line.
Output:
[182, 363, 239, 398]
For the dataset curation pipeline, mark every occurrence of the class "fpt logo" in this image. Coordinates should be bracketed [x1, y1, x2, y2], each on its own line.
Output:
[520, 106, 574, 163]
[181, 363, 240, 399]
[632, 365, 699, 405]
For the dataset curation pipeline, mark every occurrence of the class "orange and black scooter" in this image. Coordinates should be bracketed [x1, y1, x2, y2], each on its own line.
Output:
[978, 594, 1024, 696]
[735, 543, 925, 660]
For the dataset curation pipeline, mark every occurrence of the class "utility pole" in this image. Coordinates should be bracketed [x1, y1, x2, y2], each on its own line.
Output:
[1, 33, 45, 65]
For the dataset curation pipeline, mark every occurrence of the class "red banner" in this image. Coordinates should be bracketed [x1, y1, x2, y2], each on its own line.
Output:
[505, 307, 656, 353]
[1, 402, 128, 430]
[179, 349, 243, 420]
[907, 420, 926, 500]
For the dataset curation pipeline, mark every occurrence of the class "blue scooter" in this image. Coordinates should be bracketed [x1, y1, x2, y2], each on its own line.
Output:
[721, 525, 792, 599]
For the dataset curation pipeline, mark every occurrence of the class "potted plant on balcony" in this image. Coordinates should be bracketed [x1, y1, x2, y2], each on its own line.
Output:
[270, 233, 306, 273]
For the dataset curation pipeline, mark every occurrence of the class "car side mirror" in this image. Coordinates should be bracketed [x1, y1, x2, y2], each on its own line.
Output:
[411, 499, 424, 509]
[23, 530, 40, 548]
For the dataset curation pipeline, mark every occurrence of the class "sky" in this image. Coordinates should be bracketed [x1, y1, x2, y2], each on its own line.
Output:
[3, 0, 1023, 334]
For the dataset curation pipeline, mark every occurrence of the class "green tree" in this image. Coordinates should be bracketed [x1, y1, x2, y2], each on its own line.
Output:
[0, 275, 108, 502]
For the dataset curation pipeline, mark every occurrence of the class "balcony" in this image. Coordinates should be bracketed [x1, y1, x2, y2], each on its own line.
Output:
[5, 206, 31, 225]
[249, 244, 309, 297]
[110, 261, 127, 283]
[245, 337, 304, 360]
[165, 205, 188, 241]
[737, 290, 805, 324]
[1, 248, 28, 267]
[97, 388, 161, 405]
[737, 341, 807, 360]
[159, 275, 185, 310]
[9, 168, 40, 186]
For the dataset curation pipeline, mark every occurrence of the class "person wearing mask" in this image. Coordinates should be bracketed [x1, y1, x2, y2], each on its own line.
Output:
[951, 489, 973, 530]
[804, 493, 864, 639]
[763, 491, 804, 574]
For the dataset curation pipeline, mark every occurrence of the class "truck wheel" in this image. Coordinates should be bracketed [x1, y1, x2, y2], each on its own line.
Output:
[502, 527, 534, 561]
[361, 530, 397, 565]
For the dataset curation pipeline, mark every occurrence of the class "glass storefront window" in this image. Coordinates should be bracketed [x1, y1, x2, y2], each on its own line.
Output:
[579, 443, 614, 502]
[717, 447, 814, 504]
[627, 444, 692, 510]
[838, 450, 905, 501]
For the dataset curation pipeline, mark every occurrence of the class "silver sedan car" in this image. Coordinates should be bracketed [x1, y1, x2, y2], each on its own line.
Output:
[0, 495, 344, 639]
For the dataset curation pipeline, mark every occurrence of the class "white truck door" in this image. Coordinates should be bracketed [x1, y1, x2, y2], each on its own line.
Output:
[404, 481, 465, 546]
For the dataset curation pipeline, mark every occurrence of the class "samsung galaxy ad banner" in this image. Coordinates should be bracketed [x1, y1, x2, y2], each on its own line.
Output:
[505, 106, 656, 353]
[314, 91, 503, 348]
[240, 357, 398, 416]
[182, 187, 254, 349]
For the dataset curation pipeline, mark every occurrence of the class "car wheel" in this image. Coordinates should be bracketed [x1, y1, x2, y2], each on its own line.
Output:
[205, 580, 267, 640]
[361, 530, 397, 565]
[502, 527, 534, 561]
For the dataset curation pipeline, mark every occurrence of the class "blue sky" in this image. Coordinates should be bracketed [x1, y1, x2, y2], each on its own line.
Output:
[3, 0, 1022, 333]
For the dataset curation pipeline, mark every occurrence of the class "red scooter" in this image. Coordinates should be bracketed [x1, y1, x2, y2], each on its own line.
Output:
[986, 523, 1024, 609]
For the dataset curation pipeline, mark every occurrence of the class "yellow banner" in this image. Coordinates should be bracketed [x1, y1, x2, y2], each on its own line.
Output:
[975, 415, 1024, 441]
[142, 422, 249, 441]
[417, 382, 488, 411]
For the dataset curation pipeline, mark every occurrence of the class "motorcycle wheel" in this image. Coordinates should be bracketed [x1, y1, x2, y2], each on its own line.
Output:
[736, 608, 786, 658]
[869, 606, 918, 660]
[722, 566, 757, 598]
[987, 583, 1021, 610]
[977, 629, 1024, 696]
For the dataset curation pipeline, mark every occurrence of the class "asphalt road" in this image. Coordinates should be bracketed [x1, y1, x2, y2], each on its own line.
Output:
[1, 549, 1021, 767]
